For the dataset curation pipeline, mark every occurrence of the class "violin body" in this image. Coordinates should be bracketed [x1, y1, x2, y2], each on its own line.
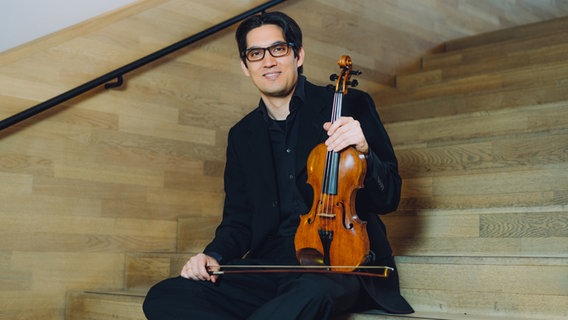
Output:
[294, 143, 369, 271]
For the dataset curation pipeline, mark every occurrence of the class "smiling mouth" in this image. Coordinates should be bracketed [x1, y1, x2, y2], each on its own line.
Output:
[263, 71, 281, 79]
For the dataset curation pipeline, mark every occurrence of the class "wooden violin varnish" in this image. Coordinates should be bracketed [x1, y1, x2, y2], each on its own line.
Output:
[294, 56, 370, 272]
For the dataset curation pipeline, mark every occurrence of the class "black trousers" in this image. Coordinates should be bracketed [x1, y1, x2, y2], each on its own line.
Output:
[143, 271, 362, 320]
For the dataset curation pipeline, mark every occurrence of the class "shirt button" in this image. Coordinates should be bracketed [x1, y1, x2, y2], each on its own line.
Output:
[286, 148, 292, 153]
[272, 200, 278, 207]
[289, 174, 294, 180]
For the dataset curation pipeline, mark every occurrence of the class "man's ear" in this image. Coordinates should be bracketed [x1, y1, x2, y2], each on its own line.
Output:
[296, 47, 305, 68]
[240, 60, 250, 77]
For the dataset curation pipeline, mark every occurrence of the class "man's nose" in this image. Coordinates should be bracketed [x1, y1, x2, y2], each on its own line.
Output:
[262, 52, 277, 66]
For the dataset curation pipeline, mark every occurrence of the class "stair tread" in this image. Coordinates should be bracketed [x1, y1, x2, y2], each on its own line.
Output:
[69, 290, 521, 320]
[378, 84, 568, 124]
[399, 42, 568, 90]
[380, 61, 568, 106]
[83, 288, 147, 297]
[426, 30, 568, 69]
[350, 309, 523, 320]
[444, 16, 568, 51]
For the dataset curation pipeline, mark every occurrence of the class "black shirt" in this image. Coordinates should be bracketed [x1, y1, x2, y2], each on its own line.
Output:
[258, 76, 309, 237]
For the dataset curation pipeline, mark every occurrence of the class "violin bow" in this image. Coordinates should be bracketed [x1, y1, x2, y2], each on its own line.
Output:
[207, 265, 393, 278]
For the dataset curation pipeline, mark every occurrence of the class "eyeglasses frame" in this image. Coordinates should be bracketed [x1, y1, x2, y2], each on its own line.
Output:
[241, 42, 296, 62]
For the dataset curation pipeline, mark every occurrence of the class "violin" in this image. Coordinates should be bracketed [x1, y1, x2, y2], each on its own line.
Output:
[294, 55, 370, 272]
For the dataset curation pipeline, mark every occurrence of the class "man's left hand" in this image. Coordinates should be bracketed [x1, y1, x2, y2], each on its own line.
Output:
[323, 116, 369, 154]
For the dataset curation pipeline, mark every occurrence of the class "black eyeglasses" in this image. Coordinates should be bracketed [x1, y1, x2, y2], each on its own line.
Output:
[242, 42, 295, 62]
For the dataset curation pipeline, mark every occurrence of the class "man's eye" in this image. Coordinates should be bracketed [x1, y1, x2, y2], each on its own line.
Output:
[248, 50, 262, 57]
[272, 45, 286, 53]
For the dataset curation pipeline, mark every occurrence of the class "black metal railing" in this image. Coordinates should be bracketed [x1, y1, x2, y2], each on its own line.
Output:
[0, 0, 286, 131]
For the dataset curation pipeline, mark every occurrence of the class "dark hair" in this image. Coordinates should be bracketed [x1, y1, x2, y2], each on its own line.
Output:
[236, 11, 303, 73]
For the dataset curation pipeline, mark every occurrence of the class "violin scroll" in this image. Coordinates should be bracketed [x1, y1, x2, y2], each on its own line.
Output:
[330, 55, 362, 94]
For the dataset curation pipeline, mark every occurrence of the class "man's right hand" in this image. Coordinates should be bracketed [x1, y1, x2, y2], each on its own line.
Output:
[180, 253, 220, 283]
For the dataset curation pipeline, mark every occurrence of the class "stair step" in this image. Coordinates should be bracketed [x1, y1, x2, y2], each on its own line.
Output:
[340, 310, 521, 320]
[379, 80, 568, 124]
[114, 251, 568, 320]
[66, 290, 146, 320]
[380, 60, 568, 106]
[424, 29, 568, 70]
[385, 99, 568, 146]
[444, 17, 568, 51]
[66, 290, 517, 320]
[395, 130, 568, 179]
[395, 256, 568, 320]
[399, 42, 568, 90]
[385, 206, 568, 256]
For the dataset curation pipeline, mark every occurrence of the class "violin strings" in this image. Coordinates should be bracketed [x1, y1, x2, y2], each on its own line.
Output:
[324, 90, 343, 240]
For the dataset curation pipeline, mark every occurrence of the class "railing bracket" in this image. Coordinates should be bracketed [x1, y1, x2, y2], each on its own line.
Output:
[105, 75, 124, 89]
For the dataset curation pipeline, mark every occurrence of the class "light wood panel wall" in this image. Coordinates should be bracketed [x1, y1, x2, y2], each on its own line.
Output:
[0, 1, 262, 319]
[1, 0, 568, 319]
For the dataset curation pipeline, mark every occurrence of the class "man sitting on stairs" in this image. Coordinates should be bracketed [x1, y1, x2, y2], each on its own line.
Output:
[143, 11, 412, 320]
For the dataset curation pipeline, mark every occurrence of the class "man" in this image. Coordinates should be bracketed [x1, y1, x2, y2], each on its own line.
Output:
[143, 11, 413, 319]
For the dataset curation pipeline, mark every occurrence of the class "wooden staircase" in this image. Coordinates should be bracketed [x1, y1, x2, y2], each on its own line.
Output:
[65, 18, 568, 320]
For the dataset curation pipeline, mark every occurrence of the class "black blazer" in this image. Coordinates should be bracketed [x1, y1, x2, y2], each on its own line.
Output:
[205, 79, 413, 314]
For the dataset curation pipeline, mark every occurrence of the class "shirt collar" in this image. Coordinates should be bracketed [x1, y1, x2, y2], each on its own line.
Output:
[257, 75, 307, 121]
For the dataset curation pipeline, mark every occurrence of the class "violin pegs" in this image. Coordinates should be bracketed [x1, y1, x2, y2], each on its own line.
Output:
[330, 74, 339, 81]
[348, 79, 359, 87]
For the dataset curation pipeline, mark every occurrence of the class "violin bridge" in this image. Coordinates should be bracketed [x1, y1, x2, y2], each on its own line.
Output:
[316, 212, 336, 218]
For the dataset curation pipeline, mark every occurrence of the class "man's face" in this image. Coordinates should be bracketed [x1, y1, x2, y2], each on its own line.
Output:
[240, 24, 304, 100]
